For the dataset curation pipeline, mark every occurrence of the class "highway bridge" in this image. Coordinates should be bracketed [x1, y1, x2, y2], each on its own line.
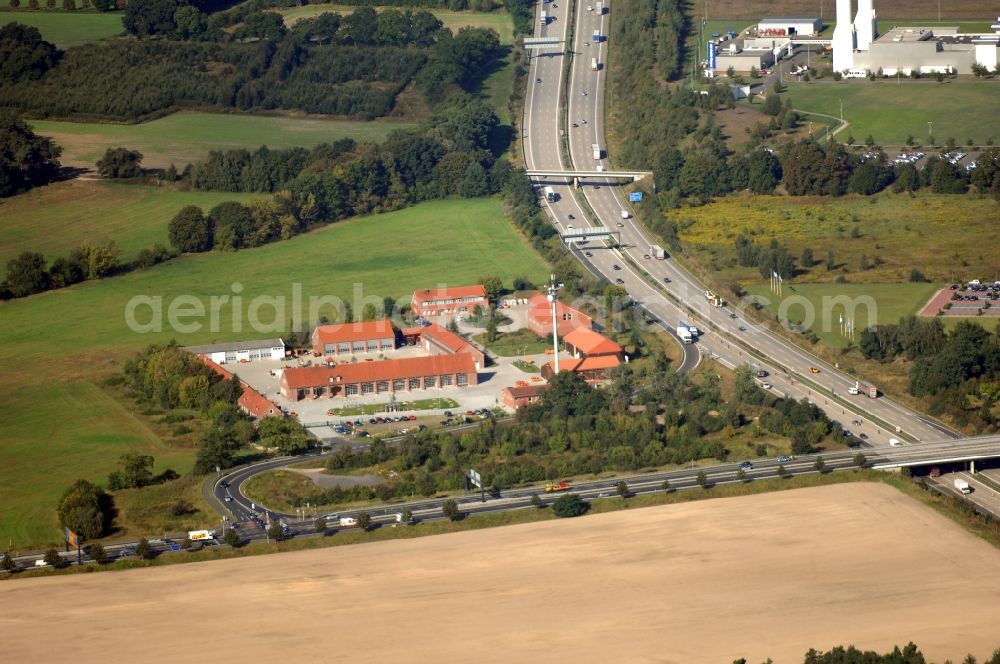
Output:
[525, 169, 654, 181]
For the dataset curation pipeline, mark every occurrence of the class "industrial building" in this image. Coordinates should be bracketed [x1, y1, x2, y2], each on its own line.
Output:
[757, 17, 822, 37]
[182, 338, 286, 364]
[831, 0, 1000, 75]
[279, 353, 478, 401]
[411, 285, 489, 319]
[311, 319, 397, 357]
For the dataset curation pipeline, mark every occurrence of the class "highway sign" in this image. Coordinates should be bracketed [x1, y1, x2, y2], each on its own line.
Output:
[629, 192, 643, 202]
[467, 469, 482, 489]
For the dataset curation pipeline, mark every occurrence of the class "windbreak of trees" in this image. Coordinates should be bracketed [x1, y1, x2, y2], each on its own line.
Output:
[0, 17, 501, 121]
[0, 113, 62, 198]
[295, 369, 838, 507]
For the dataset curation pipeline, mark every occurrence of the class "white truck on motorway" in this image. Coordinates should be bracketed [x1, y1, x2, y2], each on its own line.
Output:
[592, 58, 599, 71]
[543, 186, 558, 202]
[649, 244, 666, 259]
[597, 0, 604, 13]
[540, 10, 547, 25]
[592, 144, 602, 159]
[187, 530, 215, 541]
[339, 516, 358, 527]
[676, 325, 693, 343]
[954, 478, 972, 494]
[683, 321, 699, 336]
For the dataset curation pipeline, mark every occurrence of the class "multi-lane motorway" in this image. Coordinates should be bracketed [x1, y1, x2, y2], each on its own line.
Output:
[521, 0, 958, 447]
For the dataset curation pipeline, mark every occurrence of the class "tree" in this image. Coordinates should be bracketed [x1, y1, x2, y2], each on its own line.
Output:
[173, 5, 206, 40]
[89, 542, 108, 564]
[442, 498, 460, 521]
[107, 451, 155, 490]
[660, 479, 670, 493]
[853, 452, 867, 468]
[57, 479, 112, 540]
[237, 11, 287, 41]
[800, 247, 814, 268]
[825, 249, 835, 271]
[168, 205, 214, 253]
[4, 251, 49, 297]
[615, 480, 629, 498]
[477, 275, 503, 302]
[530, 493, 543, 508]
[267, 522, 284, 541]
[551, 493, 587, 518]
[224, 529, 241, 548]
[776, 464, 788, 478]
[762, 90, 782, 116]
[0, 24, 61, 85]
[401, 509, 413, 524]
[696, 470, 708, 488]
[735, 467, 747, 482]
[357, 512, 372, 531]
[96, 147, 143, 178]
[123, 0, 180, 38]
[43, 547, 62, 568]
[485, 313, 499, 343]
[135, 537, 153, 560]
[313, 517, 327, 534]
[1, 551, 16, 572]
[814, 456, 825, 473]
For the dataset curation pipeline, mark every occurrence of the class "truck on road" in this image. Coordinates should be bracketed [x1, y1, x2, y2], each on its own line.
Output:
[593, 29, 601, 42]
[591, 58, 599, 71]
[540, 10, 548, 24]
[677, 324, 693, 343]
[649, 244, 667, 259]
[596, 0, 604, 13]
[954, 478, 972, 494]
[704, 289, 724, 307]
[592, 144, 602, 159]
[339, 516, 358, 527]
[543, 186, 558, 202]
[848, 382, 877, 397]
[187, 530, 215, 541]
[545, 482, 573, 492]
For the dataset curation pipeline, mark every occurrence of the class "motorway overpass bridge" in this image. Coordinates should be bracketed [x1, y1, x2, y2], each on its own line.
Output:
[527, 169, 654, 183]
[872, 434, 1000, 469]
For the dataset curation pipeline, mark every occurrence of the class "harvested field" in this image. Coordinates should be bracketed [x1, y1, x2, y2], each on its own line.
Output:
[3, 483, 1000, 663]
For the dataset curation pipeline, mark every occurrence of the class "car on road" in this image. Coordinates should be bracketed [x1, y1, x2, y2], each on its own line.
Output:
[662, 277, 670, 283]
[616, 222, 624, 227]
[929, 467, 941, 478]
[571, 123, 578, 127]
[224, 496, 232, 502]
[761, 382, 772, 390]
[644, 254, 651, 259]
[613, 264, 621, 270]
[739, 461, 753, 470]
[809, 367, 821, 374]
[584, 251, 593, 257]
[859, 433, 868, 440]
[593, 185, 600, 189]
[738, 326, 746, 332]
[730, 312, 738, 319]
[567, 214, 575, 220]
[777, 455, 793, 463]
[536, 77, 541, 83]
[851, 419, 862, 426]
[615, 278, 625, 284]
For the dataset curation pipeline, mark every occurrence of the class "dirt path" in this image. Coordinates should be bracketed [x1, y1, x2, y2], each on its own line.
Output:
[3, 483, 999, 663]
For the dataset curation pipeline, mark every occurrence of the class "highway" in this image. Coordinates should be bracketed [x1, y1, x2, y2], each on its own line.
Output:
[521, 0, 959, 447]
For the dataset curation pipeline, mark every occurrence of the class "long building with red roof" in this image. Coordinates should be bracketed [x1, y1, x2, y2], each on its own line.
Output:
[525, 293, 593, 338]
[197, 355, 281, 419]
[411, 285, 488, 319]
[279, 353, 478, 401]
[311, 319, 397, 357]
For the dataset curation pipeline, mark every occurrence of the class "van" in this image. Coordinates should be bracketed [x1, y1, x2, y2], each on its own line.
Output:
[889, 438, 902, 447]
[848, 386, 860, 395]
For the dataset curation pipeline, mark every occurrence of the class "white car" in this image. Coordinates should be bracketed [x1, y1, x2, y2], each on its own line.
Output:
[761, 382, 772, 390]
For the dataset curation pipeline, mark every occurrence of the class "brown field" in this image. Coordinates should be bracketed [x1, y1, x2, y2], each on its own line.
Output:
[3, 483, 999, 663]
[707, 0, 989, 20]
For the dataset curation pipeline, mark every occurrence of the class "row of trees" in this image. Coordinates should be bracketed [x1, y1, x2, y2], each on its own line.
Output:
[1, 18, 500, 120]
[2, 241, 128, 298]
[287, 368, 838, 507]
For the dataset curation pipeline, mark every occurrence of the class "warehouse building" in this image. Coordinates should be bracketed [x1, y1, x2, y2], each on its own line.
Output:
[279, 353, 478, 401]
[756, 17, 822, 37]
[182, 338, 286, 364]
[311, 319, 397, 357]
[525, 293, 593, 338]
[411, 285, 489, 319]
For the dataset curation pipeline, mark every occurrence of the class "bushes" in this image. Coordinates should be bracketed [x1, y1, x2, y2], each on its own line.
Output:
[0, 113, 62, 198]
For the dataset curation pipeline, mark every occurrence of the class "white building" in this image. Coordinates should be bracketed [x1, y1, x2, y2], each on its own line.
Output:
[756, 17, 822, 37]
[183, 338, 286, 364]
[832, 0, 857, 72]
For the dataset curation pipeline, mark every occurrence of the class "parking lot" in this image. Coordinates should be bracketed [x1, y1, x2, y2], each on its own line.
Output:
[919, 280, 1000, 318]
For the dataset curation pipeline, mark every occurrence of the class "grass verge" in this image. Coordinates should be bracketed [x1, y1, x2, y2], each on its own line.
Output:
[325, 397, 460, 416]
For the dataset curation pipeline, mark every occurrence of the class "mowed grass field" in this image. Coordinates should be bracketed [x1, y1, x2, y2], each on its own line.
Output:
[787, 81, 1000, 146]
[0, 180, 262, 266]
[31, 112, 418, 170]
[0, 9, 123, 47]
[278, 5, 515, 45]
[674, 192, 1000, 285]
[744, 282, 940, 347]
[0, 197, 549, 547]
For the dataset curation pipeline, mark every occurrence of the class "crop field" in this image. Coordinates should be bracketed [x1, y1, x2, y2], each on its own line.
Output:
[0, 9, 123, 47]
[787, 81, 1000, 147]
[702, 0, 989, 20]
[674, 192, 1000, 285]
[5, 482, 1000, 663]
[0, 197, 548, 546]
[31, 112, 417, 170]
[278, 5, 515, 45]
[0, 180, 262, 266]
[744, 282, 939, 347]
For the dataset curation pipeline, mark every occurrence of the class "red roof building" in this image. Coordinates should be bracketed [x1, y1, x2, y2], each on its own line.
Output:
[311, 319, 397, 356]
[501, 384, 546, 410]
[526, 293, 593, 338]
[279, 353, 478, 401]
[541, 355, 621, 382]
[411, 285, 488, 319]
[198, 355, 281, 419]
[563, 327, 624, 360]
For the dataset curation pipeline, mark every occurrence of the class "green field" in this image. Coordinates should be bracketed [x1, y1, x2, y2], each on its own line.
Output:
[744, 282, 940, 347]
[278, 5, 515, 45]
[674, 192, 1000, 285]
[0, 197, 549, 547]
[0, 8, 123, 47]
[0, 180, 262, 266]
[787, 81, 1000, 146]
[31, 112, 417, 170]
